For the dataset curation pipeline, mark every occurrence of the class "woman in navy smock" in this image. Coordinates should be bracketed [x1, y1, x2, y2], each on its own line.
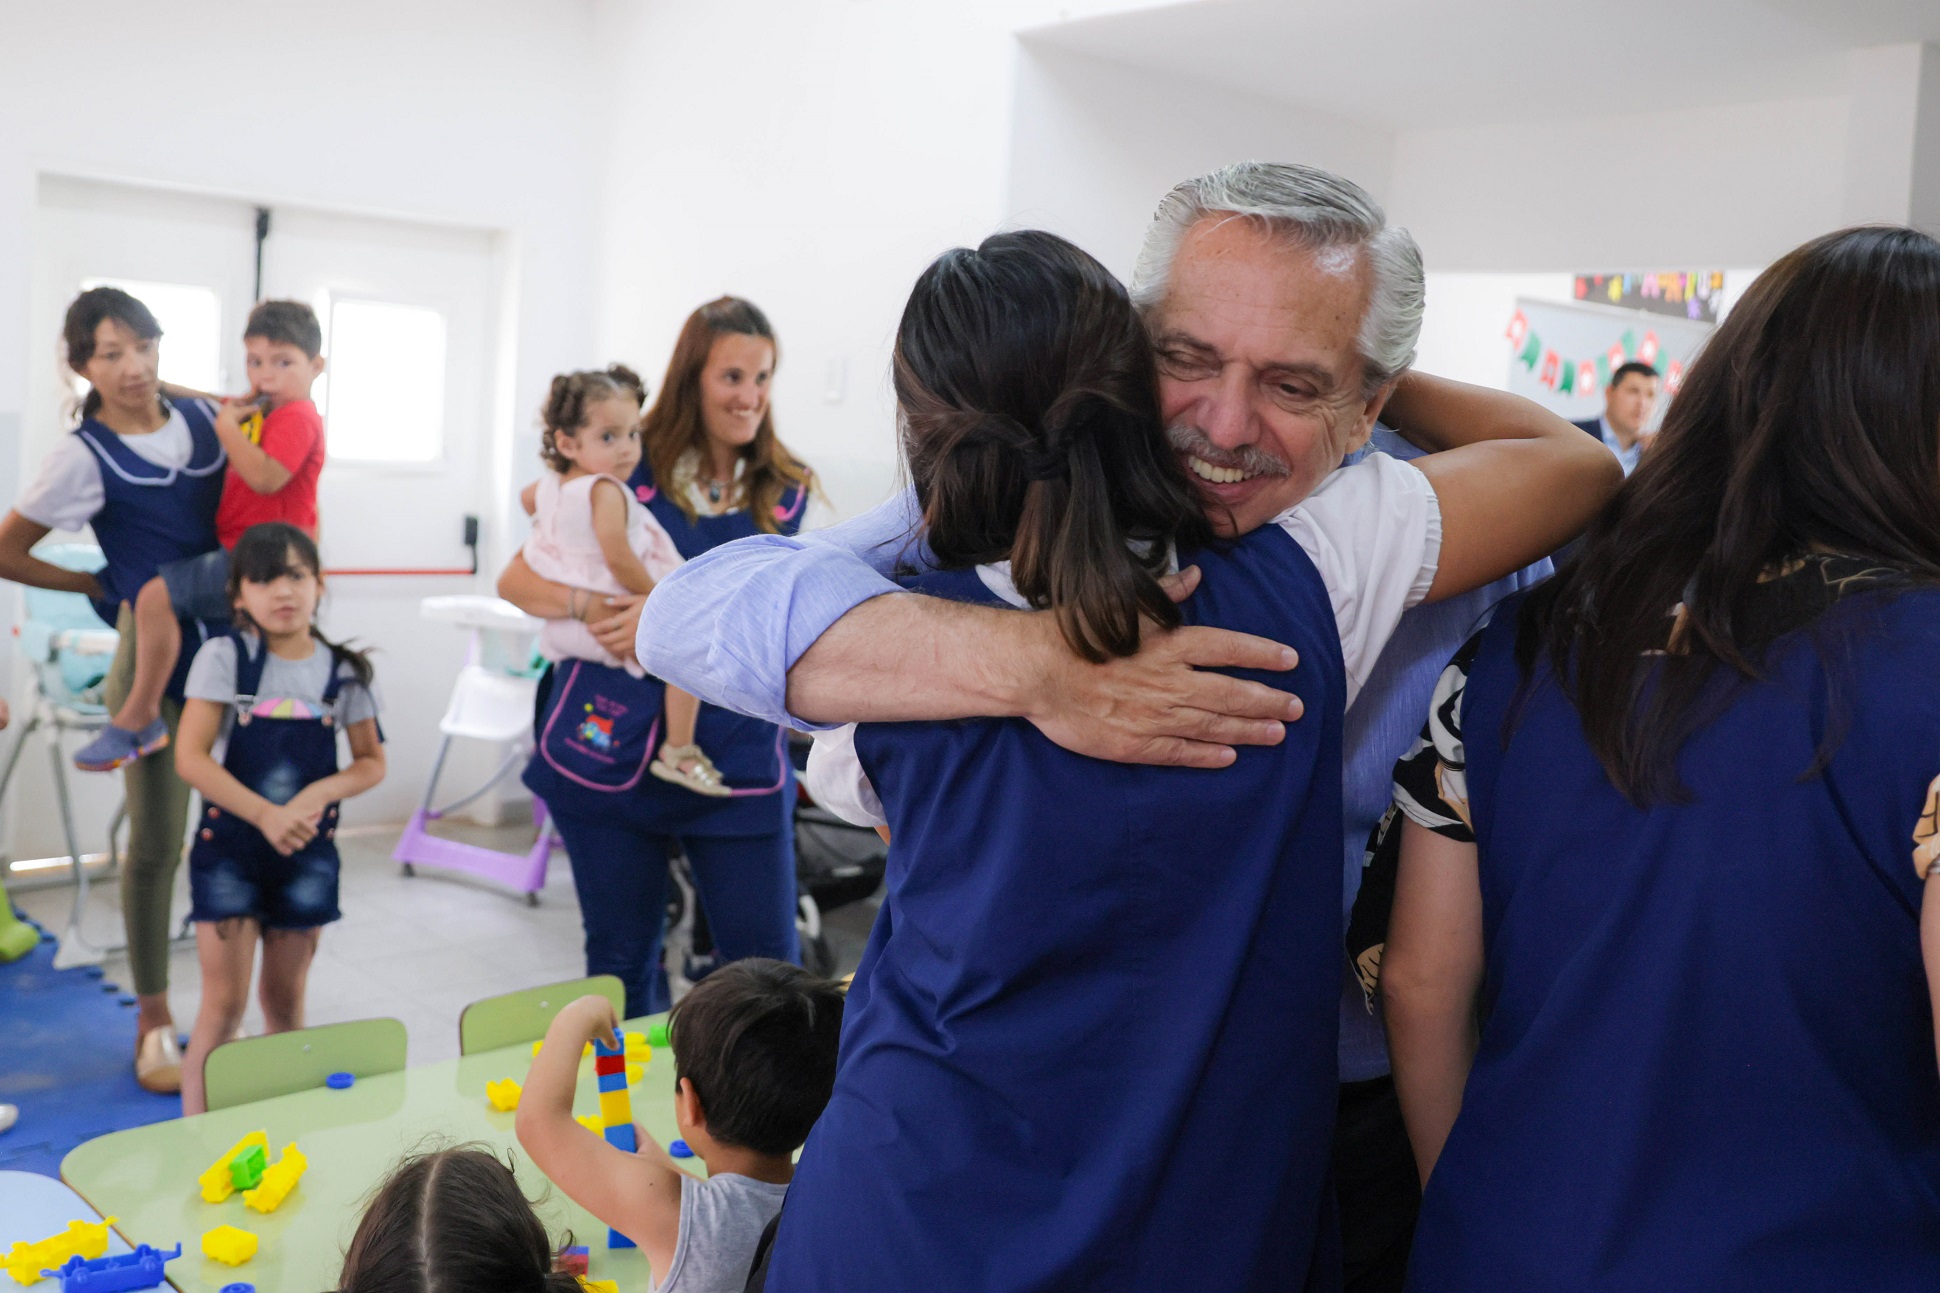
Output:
[0, 287, 230, 1093]
[775, 233, 1349, 1291]
[507, 298, 810, 1018]
[1368, 226, 1940, 1291]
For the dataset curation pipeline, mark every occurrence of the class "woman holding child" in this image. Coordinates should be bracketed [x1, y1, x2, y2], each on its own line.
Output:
[501, 297, 813, 1020]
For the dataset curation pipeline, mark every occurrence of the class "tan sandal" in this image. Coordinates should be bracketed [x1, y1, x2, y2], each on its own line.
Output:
[135, 1024, 182, 1094]
[651, 744, 733, 798]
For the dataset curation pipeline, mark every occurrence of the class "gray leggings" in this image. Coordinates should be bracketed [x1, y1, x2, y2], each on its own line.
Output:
[103, 604, 190, 997]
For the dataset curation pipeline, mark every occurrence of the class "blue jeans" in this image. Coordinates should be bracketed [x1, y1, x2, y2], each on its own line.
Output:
[549, 810, 801, 1018]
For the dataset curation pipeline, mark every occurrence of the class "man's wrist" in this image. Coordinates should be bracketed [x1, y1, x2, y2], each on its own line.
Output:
[983, 607, 1064, 721]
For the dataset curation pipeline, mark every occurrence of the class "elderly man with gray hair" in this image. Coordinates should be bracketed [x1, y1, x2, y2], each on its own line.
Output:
[638, 163, 1618, 1289]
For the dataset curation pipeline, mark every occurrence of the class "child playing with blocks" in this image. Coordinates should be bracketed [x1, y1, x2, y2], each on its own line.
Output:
[516, 960, 845, 1293]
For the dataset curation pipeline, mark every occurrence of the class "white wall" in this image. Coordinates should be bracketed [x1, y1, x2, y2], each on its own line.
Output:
[1006, 45, 1397, 284]
[589, 0, 1079, 522]
[0, 0, 606, 844]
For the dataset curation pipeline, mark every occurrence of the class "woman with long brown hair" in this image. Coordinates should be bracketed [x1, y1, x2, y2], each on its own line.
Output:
[503, 298, 811, 1018]
[1374, 225, 1940, 1288]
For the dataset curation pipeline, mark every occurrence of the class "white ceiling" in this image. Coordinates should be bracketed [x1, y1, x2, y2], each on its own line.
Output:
[1020, 0, 1940, 128]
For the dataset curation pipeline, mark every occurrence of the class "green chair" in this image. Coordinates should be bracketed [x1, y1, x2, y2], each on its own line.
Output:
[458, 975, 625, 1056]
[204, 1017, 409, 1111]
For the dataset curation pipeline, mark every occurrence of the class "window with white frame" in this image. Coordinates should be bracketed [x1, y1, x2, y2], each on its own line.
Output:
[314, 296, 448, 464]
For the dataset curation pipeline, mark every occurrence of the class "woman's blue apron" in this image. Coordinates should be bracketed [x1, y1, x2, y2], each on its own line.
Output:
[1409, 590, 1940, 1291]
[521, 463, 807, 836]
[75, 399, 229, 697]
[769, 524, 1348, 1293]
[188, 633, 350, 917]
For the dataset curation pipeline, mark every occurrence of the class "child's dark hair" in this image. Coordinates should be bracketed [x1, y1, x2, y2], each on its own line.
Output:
[62, 287, 163, 422]
[539, 365, 647, 472]
[336, 1146, 580, 1293]
[894, 229, 1212, 662]
[227, 522, 375, 689]
[669, 958, 845, 1157]
[245, 299, 324, 359]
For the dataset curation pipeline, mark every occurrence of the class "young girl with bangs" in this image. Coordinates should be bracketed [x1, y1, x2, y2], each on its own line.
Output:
[174, 522, 386, 1114]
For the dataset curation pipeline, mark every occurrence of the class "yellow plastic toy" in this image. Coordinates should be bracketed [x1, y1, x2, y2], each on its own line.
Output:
[200, 1225, 258, 1267]
[199, 1131, 270, 1203]
[581, 1281, 618, 1293]
[576, 1113, 602, 1134]
[3, 1218, 115, 1287]
[486, 1079, 522, 1112]
[242, 1143, 308, 1214]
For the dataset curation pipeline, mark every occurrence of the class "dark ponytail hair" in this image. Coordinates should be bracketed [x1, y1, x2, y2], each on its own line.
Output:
[894, 230, 1211, 661]
[1520, 224, 1940, 804]
[539, 365, 646, 472]
[226, 522, 375, 689]
[62, 286, 163, 423]
[336, 1145, 581, 1293]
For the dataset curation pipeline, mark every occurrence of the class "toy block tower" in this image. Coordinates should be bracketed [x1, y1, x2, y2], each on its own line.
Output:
[592, 1035, 637, 1249]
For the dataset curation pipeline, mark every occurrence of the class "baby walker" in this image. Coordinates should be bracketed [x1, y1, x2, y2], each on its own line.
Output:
[393, 595, 560, 905]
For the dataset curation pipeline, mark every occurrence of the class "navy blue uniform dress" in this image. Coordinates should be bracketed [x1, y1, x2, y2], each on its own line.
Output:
[769, 524, 1349, 1293]
[522, 464, 807, 1017]
[1406, 580, 1940, 1291]
[76, 399, 230, 694]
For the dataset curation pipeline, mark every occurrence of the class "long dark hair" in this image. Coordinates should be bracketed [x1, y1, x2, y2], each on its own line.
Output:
[227, 522, 375, 689]
[62, 286, 162, 423]
[1520, 225, 1940, 803]
[336, 1146, 580, 1293]
[538, 364, 646, 473]
[640, 296, 811, 530]
[895, 230, 1212, 661]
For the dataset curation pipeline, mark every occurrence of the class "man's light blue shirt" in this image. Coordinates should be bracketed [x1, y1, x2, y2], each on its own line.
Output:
[637, 430, 1551, 1081]
[1597, 415, 1644, 477]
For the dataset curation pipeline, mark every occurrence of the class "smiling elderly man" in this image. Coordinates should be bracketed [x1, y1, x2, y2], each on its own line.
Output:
[635, 162, 1619, 1290]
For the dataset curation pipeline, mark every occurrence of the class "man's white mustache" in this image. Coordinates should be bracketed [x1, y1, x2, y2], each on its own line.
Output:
[1165, 425, 1290, 478]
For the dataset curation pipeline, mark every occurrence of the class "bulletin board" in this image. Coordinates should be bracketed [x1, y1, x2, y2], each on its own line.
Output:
[1505, 297, 1714, 420]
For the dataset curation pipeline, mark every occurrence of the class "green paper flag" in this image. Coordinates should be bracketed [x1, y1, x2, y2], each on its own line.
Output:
[1559, 362, 1575, 394]
[1596, 355, 1611, 386]
[1519, 333, 1542, 369]
[1620, 328, 1637, 358]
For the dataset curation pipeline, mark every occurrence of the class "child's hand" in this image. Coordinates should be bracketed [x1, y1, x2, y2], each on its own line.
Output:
[255, 800, 323, 856]
[556, 994, 622, 1051]
[213, 394, 262, 437]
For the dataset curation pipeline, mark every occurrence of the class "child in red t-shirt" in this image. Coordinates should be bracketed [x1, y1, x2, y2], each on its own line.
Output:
[75, 301, 328, 771]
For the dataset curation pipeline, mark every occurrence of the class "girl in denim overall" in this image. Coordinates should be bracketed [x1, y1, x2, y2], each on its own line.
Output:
[174, 522, 385, 1114]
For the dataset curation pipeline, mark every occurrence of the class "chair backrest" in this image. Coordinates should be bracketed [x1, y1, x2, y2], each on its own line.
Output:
[458, 975, 625, 1055]
[204, 1017, 409, 1111]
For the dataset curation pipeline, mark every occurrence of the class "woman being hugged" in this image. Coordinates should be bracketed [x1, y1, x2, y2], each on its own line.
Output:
[175, 523, 384, 1114]
[1376, 226, 1940, 1289]
[502, 300, 811, 1019]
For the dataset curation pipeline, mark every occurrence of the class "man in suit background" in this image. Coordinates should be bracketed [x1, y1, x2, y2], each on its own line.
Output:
[1574, 361, 1660, 475]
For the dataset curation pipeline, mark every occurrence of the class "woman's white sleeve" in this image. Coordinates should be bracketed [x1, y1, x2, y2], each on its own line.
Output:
[14, 437, 105, 533]
[804, 724, 887, 828]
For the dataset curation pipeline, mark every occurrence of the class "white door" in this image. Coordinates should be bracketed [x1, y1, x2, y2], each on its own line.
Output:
[15, 175, 506, 865]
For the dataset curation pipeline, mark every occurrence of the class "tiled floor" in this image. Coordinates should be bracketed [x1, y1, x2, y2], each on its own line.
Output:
[13, 820, 879, 1066]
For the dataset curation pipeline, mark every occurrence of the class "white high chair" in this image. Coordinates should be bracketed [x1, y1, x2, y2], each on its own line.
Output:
[0, 544, 131, 968]
[392, 595, 560, 904]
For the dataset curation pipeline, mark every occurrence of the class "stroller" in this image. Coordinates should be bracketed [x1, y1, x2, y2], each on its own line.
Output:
[665, 732, 886, 985]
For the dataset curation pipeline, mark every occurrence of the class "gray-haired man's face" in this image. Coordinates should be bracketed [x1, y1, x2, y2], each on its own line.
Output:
[1147, 217, 1392, 537]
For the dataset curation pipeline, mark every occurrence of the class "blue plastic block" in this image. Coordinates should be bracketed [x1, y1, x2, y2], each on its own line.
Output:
[325, 1072, 354, 1089]
[45, 1242, 181, 1293]
[602, 1123, 637, 1153]
[608, 1229, 636, 1250]
[669, 1139, 694, 1159]
[592, 1036, 622, 1058]
[595, 1070, 628, 1093]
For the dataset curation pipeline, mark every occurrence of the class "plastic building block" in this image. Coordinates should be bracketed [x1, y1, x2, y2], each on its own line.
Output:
[555, 1246, 589, 1278]
[326, 1072, 354, 1090]
[591, 1037, 637, 1247]
[42, 1243, 179, 1293]
[576, 1113, 601, 1134]
[668, 1139, 694, 1159]
[4, 1218, 116, 1287]
[241, 1144, 307, 1214]
[581, 1281, 618, 1293]
[486, 1079, 522, 1112]
[198, 1132, 269, 1203]
[199, 1227, 256, 1268]
[221, 1285, 255, 1293]
[227, 1143, 267, 1193]
[645, 1019, 670, 1048]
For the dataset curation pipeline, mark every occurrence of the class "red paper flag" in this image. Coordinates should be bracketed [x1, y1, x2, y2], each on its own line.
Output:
[1539, 350, 1560, 389]
[1576, 360, 1598, 392]
[1666, 359, 1685, 393]
[1505, 309, 1529, 348]
[1607, 342, 1627, 372]
[1639, 330, 1660, 364]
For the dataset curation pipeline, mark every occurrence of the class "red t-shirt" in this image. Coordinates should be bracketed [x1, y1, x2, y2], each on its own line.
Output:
[216, 398, 324, 548]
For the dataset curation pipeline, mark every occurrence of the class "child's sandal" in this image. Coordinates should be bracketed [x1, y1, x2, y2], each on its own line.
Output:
[651, 744, 733, 798]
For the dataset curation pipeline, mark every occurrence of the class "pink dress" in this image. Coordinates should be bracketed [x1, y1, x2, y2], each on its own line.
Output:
[522, 471, 683, 679]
